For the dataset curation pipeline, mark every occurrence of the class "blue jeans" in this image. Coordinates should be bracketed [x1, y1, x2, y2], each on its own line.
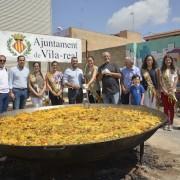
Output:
[0, 93, 9, 113]
[102, 92, 120, 104]
[12, 88, 28, 109]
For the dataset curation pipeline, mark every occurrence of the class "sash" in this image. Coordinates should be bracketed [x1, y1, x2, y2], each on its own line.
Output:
[88, 83, 102, 103]
[162, 70, 177, 103]
[142, 70, 156, 102]
[46, 72, 62, 94]
[29, 73, 40, 93]
[85, 65, 102, 103]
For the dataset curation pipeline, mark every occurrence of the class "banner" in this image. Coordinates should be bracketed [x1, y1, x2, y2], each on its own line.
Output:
[0, 30, 82, 62]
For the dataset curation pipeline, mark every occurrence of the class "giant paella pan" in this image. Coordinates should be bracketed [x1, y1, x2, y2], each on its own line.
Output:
[0, 104, 166, 162]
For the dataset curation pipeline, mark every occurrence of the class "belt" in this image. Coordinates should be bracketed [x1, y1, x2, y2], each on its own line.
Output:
[68, 88, 82, 90]
[13, 88, 27, 90]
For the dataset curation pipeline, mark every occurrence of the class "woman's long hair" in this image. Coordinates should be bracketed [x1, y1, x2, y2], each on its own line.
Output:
[161, 55, 175, 73]
[141, 55, 157, 70]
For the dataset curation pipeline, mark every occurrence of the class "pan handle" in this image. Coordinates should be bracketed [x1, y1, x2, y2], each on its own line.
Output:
[43, 146, 66, 150]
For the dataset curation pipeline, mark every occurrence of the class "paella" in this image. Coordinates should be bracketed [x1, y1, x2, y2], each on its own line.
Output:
[0, 106, 163, 146]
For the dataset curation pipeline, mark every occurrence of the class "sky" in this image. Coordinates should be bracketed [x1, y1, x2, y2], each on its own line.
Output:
[52, 0, 180, 36]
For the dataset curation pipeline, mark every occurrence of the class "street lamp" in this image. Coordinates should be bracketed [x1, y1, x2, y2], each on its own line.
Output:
[57, 26, 63, 31]
[54, 26, 65, 36]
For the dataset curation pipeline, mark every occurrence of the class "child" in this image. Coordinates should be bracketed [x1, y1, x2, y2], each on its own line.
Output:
[129, 75, 145, 105]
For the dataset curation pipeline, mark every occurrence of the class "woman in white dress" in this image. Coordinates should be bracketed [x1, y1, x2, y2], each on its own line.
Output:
[141, 55, 160, 109]
[28, 62, 46, 107]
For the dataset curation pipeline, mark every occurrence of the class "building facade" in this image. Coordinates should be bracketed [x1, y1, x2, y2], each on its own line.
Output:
[55, 27, 143, 53]
[0, 0, 52, 73]
[126, 29, 180, 68]
[0, 0, 52, 35]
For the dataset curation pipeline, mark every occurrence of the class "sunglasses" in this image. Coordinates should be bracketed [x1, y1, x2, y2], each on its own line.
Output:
[0, 59, 6, 63]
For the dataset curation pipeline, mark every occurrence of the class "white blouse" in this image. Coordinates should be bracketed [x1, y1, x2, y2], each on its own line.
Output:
[0, 68, 9, 93]
[161, 69, 177, 92]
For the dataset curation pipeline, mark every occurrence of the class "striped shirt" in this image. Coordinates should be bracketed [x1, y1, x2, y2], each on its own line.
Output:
[63, 68, 84, 87]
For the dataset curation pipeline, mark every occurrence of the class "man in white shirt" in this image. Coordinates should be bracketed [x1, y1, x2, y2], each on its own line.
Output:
[63, 57, 84, 104]
[0, 55, 9, 113]
[9, 55, 29, 109]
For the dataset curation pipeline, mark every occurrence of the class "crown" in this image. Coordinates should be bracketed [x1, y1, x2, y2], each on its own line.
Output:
[12, 34, 25, 40]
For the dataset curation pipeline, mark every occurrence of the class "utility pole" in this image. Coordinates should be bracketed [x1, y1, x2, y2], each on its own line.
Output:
[130, 12, 134, 31]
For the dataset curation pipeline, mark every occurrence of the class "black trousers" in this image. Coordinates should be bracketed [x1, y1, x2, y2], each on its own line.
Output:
[121, 92, 130, 104]
[68, 88, 83, 104]
[88, 90, 101, 103]
[49, 91, 63, 105]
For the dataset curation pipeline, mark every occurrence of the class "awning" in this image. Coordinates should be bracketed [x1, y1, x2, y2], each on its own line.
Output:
[167, 48, 180, 54]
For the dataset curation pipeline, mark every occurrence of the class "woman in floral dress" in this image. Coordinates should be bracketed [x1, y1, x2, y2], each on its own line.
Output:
[46, 61, 63, 105]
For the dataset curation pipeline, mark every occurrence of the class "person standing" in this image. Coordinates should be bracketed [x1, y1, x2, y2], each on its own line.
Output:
[28, 62, 46, 107]
[63, 57, 84, 104]
[160, 55, 178, 130]
[129, 75, 145, 105]
[141, 55, 160, 109]
[121, 57, 141, 104]
[98, 52, 121, 104]
[0, 55, 9, 113]
[9, 55, 29, 110]
[84, 56, 101, 103]
[46, 61, 63, 105]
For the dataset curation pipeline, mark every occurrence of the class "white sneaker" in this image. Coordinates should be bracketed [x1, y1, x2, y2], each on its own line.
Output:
[163, 125, 168, 130]
[170, 125, 173, 131]
[167, 125, 173, 131]
[167, 125, 170, 131]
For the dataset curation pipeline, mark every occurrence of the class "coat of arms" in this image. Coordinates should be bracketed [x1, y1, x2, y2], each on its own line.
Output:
[7, 33, 31, 56]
